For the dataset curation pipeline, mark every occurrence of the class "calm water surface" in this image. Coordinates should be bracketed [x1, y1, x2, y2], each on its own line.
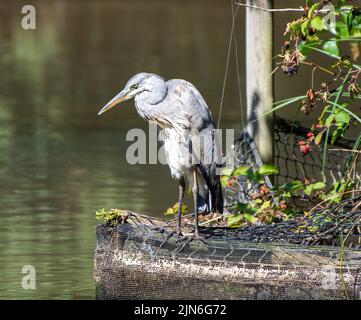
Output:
[0, 0, 323, 299]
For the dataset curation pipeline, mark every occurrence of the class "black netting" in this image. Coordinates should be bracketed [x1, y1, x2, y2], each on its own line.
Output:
[94, 217, 361, 300]
[273, 116, 359, 185]
[224, 130, 274, 207]
[94, 116, 361, 300]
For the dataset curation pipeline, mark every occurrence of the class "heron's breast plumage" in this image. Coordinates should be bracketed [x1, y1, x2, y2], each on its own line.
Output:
[162, 129, 190, 180]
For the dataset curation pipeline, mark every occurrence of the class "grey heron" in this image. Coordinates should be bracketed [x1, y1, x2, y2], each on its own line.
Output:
[98, 73, 223, 237]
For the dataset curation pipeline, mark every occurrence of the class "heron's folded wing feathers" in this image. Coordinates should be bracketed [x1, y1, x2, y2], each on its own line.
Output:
[166, 80, 215, 131]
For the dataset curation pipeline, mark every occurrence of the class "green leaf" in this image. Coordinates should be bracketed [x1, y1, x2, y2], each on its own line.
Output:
[305, 34, 320, 43]
[222, 168, 233, 177]
[310, 16, 325, 30]
[233, 166, 250, 177]
[337, 0, 347, 6]
[331, 110, 350, 144]
[164, 203, 188, 216]
[325, 114, 336, 126]
[301, 20, 310, 35]
[298, 42, 311, 56]
[315, 132, 323, 145]
[221, 176, 229, 188]
[165, 207, 176, 215]
[331, 127, 345, 145]
[304, 182, 327, 196]
[243, 213, 258, 224]
[289, 20, 304, 36]
[308, 3, 320, 19]
[328, 100, 361, 125]
[226, 214, 243, 227]
[257, 164, 279, 176]
[336, 21, 350, 39]
[285, 180, 304, 192]
[347, 8, 361, 36]
[335, 110, 350, 125]
[233, 202, 249, 212]
[331, 56, 353, 69]
[323, 40, 340, 57]
[260, 200, 271, 211]
[96, 208, 106, 219]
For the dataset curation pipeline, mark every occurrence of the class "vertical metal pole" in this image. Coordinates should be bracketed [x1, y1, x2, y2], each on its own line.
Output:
[246, 0, 274, 164]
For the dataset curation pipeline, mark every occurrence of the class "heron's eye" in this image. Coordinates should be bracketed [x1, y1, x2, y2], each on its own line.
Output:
[131, 84, 138, 90]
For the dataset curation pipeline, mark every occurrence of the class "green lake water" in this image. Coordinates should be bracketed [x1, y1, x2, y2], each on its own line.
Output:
[0, 0, 329, 299]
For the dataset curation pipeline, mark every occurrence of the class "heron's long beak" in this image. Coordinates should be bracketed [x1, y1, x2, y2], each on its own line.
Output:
[97, 89, 131, 115]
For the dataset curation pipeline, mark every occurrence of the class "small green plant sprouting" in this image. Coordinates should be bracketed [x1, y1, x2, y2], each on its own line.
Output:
[222, 164, 292, 227]
[95, 208, 127, 226]
[164, 202, 188, 216]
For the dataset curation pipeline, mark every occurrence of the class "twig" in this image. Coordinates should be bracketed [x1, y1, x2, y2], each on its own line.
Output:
[311, 66, 317, 89]
[339, 211, 361, 300]
[233, 2, 352, 13]
[199, 216, 223, 226]
[234, 2, 305, 12]
[339, 236, 349, 300]
[268, 66, 280, 80]
[301, 61, 343, 80]
[328, 148, 361, 154]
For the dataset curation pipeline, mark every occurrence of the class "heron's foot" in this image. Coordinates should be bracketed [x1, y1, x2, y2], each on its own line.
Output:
[158, 231, 176, 250]
[176, 233, 207, 252]
[191, 232, 207, 244]
[174, 230, 185, 243]
[181, 232, 207, 244]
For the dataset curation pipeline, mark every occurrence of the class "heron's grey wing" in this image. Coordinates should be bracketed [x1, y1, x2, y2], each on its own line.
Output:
[167, 79, 221, 183]
[166, 79, 216, 131]
[163, 79, 223, 212]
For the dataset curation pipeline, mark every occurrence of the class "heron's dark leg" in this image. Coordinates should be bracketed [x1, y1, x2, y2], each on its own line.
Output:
[192, 168, 199, 237]
[177, 177, 185, 236]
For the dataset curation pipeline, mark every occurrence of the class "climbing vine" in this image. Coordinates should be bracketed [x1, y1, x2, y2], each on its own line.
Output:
[277, 0, 361, 171]
[224, 0, 361, 228]
[96, 1, 361, 229]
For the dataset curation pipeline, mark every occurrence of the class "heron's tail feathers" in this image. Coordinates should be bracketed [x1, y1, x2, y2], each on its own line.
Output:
[197, 164, 224, 214]
[197, 195, 208, 213]
[213, 179, 224, 214]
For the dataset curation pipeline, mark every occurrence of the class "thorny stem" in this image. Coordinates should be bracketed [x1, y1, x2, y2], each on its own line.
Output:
[321, 70, 352, 181]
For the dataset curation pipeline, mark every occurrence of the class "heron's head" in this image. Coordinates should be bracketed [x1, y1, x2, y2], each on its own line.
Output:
[97, 73, 165, 115]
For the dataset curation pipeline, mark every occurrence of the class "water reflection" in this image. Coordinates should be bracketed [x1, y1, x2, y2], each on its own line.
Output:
[0, 0, 332, 299]
[0, 1, 249, 298]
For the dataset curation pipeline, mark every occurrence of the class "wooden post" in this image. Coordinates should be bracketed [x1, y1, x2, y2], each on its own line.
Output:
[246, 0, 274, 164]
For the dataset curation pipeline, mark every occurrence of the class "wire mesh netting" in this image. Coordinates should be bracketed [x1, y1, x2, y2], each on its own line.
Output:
[224, 116, 360, 208]
[94, 214, 361, 300]
[94, 117, 361, 300]
[273, 117, 360, 185]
